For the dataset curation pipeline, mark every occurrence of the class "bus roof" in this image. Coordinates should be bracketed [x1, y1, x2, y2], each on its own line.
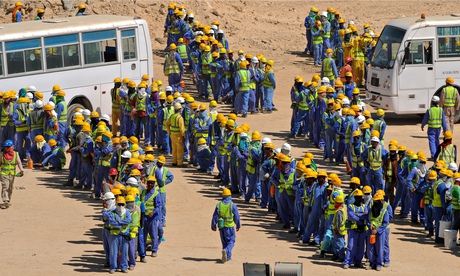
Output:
[0, 15, 142, 41]
[388, 14, 460, 30]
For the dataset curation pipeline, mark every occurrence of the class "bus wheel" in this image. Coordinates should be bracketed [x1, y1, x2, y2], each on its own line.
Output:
[455, 109, 460, 123]
[67, 103, 86, 125]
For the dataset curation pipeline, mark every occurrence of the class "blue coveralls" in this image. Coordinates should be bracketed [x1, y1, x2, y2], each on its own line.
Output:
[236, 138, 249, 197]
[211, 197, 241, 260]
[421, 108, 448, 158]
[79, 136, 94, 189]
[272, 167, 296, 228]
[245, 142, 262, 202]
[407, 164, 426, 223]
[29, 142, 51, 164]
[433, 180, 448, 241]
[142, 188, 164, 254]
[94, 143, 113, 198]
[362, 146, 388, 192]
[367, 204, 390, 269]
[393, 156, 412, 217]
[304, 13, 315, 53]
[107, 209, 131, 271]
[42, 146, 65, 170]
[303, 182, 327, 243]
[344, 204, 368, 267]
[156, 166, 174, 227]
[55, 100, 68, 147]
[13, 103, 30, 160]
[260, 155, 275, 209]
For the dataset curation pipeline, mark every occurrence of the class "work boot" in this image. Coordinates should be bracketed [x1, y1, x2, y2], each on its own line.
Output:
[376, 266, 382, 271]
[383, 263, 390, 267]
[221, 250, 227, 263]
[64, 179, 73, 187]
[319, 250, 325, 258]
[140, 257, 146, 263]
[426, 230, 433, 238]
[129, 265, 135, 271]
[109, 269, 116, 274]
[343, 264, 349, 269]
[151, 252, 158, 257]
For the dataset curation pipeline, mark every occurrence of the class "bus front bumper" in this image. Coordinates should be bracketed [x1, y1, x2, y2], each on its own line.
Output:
[366, 91, 398, 112]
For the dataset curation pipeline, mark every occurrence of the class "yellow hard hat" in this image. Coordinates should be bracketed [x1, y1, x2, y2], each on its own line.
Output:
[34, 135, 45, 143]
[48, 139, 57, 147]
[145, 154, 155, 161]
[197, 138, 207, 145]
[373, 193, 384, 201]
[116, 196, 126, 205]
[360, 122, 370, 130]
[278, 153, 291, 163]
[128, 80, 137, 88]
[389, 144, 398, 151]
[112, 137, 120, 145]
[294, 76, 304, 83]
[166, 95, 174, 103]
[199, 103, 207, 111]
[350, 177, 360, 185]
[366, 118, 374, 125]
[266, 59, 274, 67]
[239, 60, 248, 69]
[334, 79, 344, 88]
[302, 157, 312, 166]
[204, 45, 211, 52]
[78, 3, 86, 9]
[228, 113, 237, 121]
[111, 188, 122, 196]
[209, 100, 218, 108]
[128, 187, 140, 196]
[251, 131, 262, 141]
[130, 144, 139, 152]
[125, 195, 135, 202]
[157, 155, 166, 164]
[353, 189, 364, 197]
[428, 170, 438, 180]
[326, 48, 334, 55]
[345, 72, 353, 77]
[352, 129, 361, 137]
[15, 2, 23, 7]
[310, 6, 319, 13]
[363, 185, 372, 194]
[338, 18, 345, 24]
[138, 82, 148, 89]
[43, 104, 53, 111]
[159, 93, 166, 100]
[317, 169, 328, 177]
[56, 90, 66, 97]
[332, 177, 342, 186]
[371, 130, 380, 138]
[352, 88, 360, 95]
[351, 105, 360, 112]
[81, 123, 91, 132]
[147, 175, 157, 183]
[376, 108, 385, 117]
[334, 195, 344, 203]
[222, 188, 232, 197]
[226, 119, 235, 128]
[212, 51, 219, 58]
[130, 169, 141, 176]
[363, 110, 371, 118]
[178, 38, 184, 44]
[114, 77, 122, 83]
[317, 86, 327, 93]
[114, 183, 126, 191]
[446, 76, 455, 85]
[122, 78, 130, 84]
[444, 130, 453, 140]
[145, 145, 154, 152]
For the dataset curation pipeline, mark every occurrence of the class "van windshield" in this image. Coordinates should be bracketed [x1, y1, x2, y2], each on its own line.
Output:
[371, 25, 406, 69]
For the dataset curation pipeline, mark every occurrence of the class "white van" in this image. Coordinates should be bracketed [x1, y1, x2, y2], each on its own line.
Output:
[366, 14, 460, 120]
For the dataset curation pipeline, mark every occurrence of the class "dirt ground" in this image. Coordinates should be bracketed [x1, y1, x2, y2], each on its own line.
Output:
[1, 1, 460, 275]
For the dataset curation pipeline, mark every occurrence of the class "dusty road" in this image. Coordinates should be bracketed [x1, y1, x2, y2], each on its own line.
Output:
[1, 1, 460, 275]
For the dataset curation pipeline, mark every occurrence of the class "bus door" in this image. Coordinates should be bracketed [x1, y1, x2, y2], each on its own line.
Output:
[398, 40, 435, 111]
[137, 24, 150, 76]
[120, 28, 141, 80]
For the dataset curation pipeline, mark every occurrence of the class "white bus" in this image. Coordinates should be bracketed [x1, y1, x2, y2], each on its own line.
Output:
[0, 15, 153, 116]
[366, 14, 460, 120]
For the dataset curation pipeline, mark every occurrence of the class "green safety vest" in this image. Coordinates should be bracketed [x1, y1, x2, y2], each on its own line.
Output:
[432, 179, 443, 208]
[368, 147, 382, 171]
[353, 48, 365, 61]
[322, 57, 335, 80]
[164, 53, 180, 75]
[370, 202, 389, 229]
[0, 103, 14, 127]
[443, 86, 457, 107]
[29, 110, 44, 131]
[98, 148, 113, 167]
[217, 201, 236, 228]
[111, 88, 120, 109]
[169, 113, 182, 134]
[424, 182, 434, 205]
[373, 119, 384, 134]
[278, 171, 295, 195]
[302, 184, 313, 206]
[298, 92, 309, 111]
[246, 143, 261, 174]
[238, 70, 250, 92]
[346, 205, 367, 230]
[438, 144, 455, 166]
[428, 106, 442, 128]
[44, 116, 57, 136]
[332, 206, 348, 236]
[262, 71, 274, 88]
[57, 101, 67, 123]
[177, 44, 187, 60]
[142, 188, 159, 217]
[162, 106, 174, 131]
[109, 211, 129, 236]
[136, 96, 146, 112]
[0, 152, 18, 176]
[159, 167, 169, 193]
[201, 53, 212, 75]
[219, 132, 234, 156]
[195, 119, 209, 138]
[16, 104, 29, 132]
[312, 27, 323, 45]
[351, 143, 365, 167]
[129, 208, 140, 238]
[451, 185, 460, 210]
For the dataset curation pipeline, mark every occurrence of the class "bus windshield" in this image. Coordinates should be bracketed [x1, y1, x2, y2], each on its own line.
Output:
[371, 25, 406, 69]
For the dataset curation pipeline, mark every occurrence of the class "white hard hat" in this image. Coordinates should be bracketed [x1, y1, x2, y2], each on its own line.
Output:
[357, 115, 366, 124]
[217, 29, 224, 34]
[176, 97, 185, 104]
[432, 96, 440, 102]
[281, 143, 291, 155]
[342, 98, 350, 105]
[101, 114, 110, 122]
[126, 177, 139, 187]
[103, 192, 115, 200]
[26, 92, 34, 99]
[448, 162, 458, 172]
[73, 112, 82, 118]
[251, 57, 259, 63]
[240, 132, 248, 138]
[188, 13, 194, 18]
[27, 85, 37, 92]
[121, 150, 132, 159]
[209, 29, 215, 34]
[211, 24, 218, 30]
[349, 20, 355, 26]
[321, 11, 328, 17]
[165, 86, 173, 92]
[262, 137, 272, 144]
[34, 100, 44, 109]
[138, 90, 147, 98]
[82, 109, 91, 116]
[274, 148, 281, 154]
[369, 31, 375, 37]
[322, 77, 330, 83]
[174, 102, 182, 110]
[51, 110, 57, 117]
[48, 101, 55, 109]
[371, 136, 380, 143]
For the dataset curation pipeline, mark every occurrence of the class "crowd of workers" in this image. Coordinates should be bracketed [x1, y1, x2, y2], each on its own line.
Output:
[11, 1, 88, 22]
[1, 1, 460, 273]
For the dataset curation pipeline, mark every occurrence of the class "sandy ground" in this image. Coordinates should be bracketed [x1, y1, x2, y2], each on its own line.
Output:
[1, 1, 460, 275]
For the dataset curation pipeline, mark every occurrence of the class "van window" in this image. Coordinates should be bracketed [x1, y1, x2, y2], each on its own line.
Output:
[5, 38, 42, 74]
[121, 29, 137, 60]
[437, 26, 460, 58]
[405, 41, 432, 65]
[82, 29, 118, 64]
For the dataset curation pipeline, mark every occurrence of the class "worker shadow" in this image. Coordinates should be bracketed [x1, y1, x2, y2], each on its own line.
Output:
[67, 227, 102, 245]
[63, 249, 106, 273]
[306, 258, 344, 268]
[286, 50, 309, 57]
[392, 226, 433, 245]
[182, 256, 221, 263]
[290, 244, 318, 252]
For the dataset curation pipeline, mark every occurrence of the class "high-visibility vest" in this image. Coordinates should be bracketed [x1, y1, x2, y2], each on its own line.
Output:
[16, 104, 29, 132]
[369, 202, 389, 229]
[162, 106, 174, 131]
[443, 86, 457, 107]
[302, 184, 313, 206]
[278, 171, 294, 195]
[195, 119, 209, 138]
[432, 180, 443, 208]
[298, 92, 309, 111]
[136, 96, 146, 112]
[169, 113, 182, 133]
[0, 152, 18, 176]
[424, 182, 434, 205]
[332, 206, 348, 235]
[142, 188, 159, 217]
[217, 201, 236, 228]
[323, 57, 335, 80]
[109, 211, 130, 235]
[129, 208, 140, 238]
[346, 204, 367, 230]
[368, 147, 382, 171]
[219, 132, 233, 155]
[30, 110, 44, 131]
[177, 44, 188, 60]
[159, 167, 169, 193]
[201, 53, 212, 75]
[238, 70, 251, 92]
[98, 148, 113, 167]
[373, 119, 384, 134]
[246, 144, 261, 174]
[111, 88, 120, 109]
[164, 53, 180, 75]
[0, 103, 14, 127]
[351, 143, 365, 167]
[451, 186, 460, 210]
[428, 107, 442, 129]
[57, 101, 67, 123]
[263, 71, 274, 88]
[312, 27, 323, 45]
[438, 144, 455, 165]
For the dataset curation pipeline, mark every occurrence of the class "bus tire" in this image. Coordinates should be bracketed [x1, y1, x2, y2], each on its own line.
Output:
[68, 97, 93, 125]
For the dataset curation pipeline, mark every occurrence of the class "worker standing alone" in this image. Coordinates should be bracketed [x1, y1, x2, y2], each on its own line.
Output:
[421, 96, 448, 159]
[167, 102, 185, 166]
[0, 140, 24, 209]
[211, 188, 241, 263]
[440, 76, 459, 131]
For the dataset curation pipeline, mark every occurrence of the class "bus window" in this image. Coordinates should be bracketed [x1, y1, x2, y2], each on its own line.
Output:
[437, 26, 460, 58]
[121, 29, 137, 60]
[0, 51, 3, 76]
[405, 41, 432, 65]
[45, 34, 80, 69]
[371, 25, 406, 69]
[5, 38, 42, 74]
[82, 29, 118, 64]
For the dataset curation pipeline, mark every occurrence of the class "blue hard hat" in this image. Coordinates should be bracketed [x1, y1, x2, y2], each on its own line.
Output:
[2, 140, 13, 147]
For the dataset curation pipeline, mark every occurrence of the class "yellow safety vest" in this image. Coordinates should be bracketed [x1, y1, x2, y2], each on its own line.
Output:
[428, 106, 442, 128]
[332, 206, 348, 235]
[238, 70, 250, 92]
[263, 71, 274, 88]
[438, 144, 455, 165]
[164, 53, 180, 75]
[136, 96, 146, 112]
[443, 86, 457, 107]
[368, 147, 382, 171]
[0, 152, 18, 176]
[278, 171, 294, 195]
[142, 188, 159, 217]
[432, 180, 443, 208]
[169, 113, 181, 133]
[217, 201, 236, 228]
[57, 101, 67, 123]
[0, 103, 14, 127]
[177, 44, 187, 60]
[370, 202, 389, 229]
[111, 88, 120, 109]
